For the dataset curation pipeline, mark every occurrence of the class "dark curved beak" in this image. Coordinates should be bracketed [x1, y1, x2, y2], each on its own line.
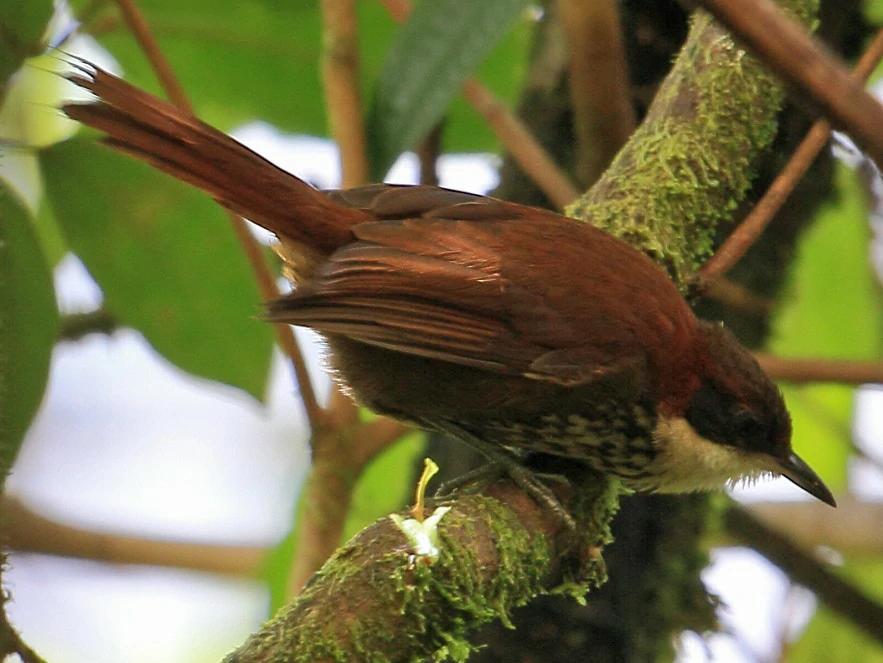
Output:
[776, 452, 837, 507]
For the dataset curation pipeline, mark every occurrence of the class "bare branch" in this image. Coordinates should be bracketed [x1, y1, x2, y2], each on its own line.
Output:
[2, 495, 265, 576]
[557, 0, 635, 185]
[726, 504, 883, 646]
[320, 0, 369, 187]
[756, 353, 883, 385]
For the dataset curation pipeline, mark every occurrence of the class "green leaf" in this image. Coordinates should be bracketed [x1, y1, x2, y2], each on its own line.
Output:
[865, 0, 883, 25]
[0, 0, 53, 95]
[0, 54, 84, 149]
[33, 197, 67, 268]
[41, 138, 274, 400]
[771, 165, 883, 491]
[366, 0, 531, 178]
[70, 0, 528, 165]
[71, 0, 330, 135]
[0, 183, 58, 482]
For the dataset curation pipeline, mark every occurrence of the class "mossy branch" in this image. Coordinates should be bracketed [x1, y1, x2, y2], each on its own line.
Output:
[224, 477, 619, 663]
[567, 2, 818, 286]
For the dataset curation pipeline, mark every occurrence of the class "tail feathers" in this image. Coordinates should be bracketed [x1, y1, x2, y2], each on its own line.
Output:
[62, 60, 370, 257]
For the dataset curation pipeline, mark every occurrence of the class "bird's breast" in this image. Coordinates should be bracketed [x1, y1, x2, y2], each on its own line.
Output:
[477, 401, 661, 480]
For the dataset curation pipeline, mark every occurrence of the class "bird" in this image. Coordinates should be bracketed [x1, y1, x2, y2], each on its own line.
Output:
[59, 60, 836, 510]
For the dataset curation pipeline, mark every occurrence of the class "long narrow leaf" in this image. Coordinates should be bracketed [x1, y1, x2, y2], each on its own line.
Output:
[367, 0, 530, 179]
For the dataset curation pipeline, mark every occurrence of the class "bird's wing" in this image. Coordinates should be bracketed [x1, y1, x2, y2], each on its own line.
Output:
[265, 189, 665, 387]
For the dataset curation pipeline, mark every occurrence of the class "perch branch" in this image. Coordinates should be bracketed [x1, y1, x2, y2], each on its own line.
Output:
[225, 476, 618, 663]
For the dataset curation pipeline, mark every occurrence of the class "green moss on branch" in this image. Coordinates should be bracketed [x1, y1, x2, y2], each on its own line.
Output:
[566, 2, 818, 286]
[224, 479, 619, 662]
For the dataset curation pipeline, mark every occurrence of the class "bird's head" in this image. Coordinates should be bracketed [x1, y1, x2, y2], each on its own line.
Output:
[650, 321, 836, 506]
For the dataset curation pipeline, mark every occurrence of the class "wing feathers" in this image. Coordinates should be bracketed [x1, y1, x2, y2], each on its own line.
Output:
[265, 295, 515, 372]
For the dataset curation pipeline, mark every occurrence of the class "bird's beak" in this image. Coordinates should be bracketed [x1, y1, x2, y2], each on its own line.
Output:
[776, 452, 837, 507]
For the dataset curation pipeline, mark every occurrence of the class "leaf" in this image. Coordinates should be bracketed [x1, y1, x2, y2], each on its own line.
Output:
[0, 183, 58, 482]
[771, 165, 883, 490]
[0, 0, 53, 94]
[0, 54, 84, 148]
[41, 138, 274, 400]
[366, 0, 531, 179]
[70, 0, 330, 135]
[70, 0, 528, 163]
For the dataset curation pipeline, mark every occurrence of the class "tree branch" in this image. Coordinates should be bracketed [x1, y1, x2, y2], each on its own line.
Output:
[726, 504, 883, 647]
[701, 28, 883, 281]
[57, 308, 119, 340]
[567, 2, 818, 285]
[224, 476, 619, 663]
[2, 495, 265, 576]
[756, 353, 883, 385]
[695, 0, 883, 169]
[741, 498, 883, 556]
[320, 0, 369, 188]
[557, 0, 635, 186]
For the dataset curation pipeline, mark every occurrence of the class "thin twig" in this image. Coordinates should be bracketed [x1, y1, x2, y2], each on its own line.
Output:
[705, 278, 775, 316]
[0, 620, 47, 663]
[697, 0, 883, 168]
[726, 504, 883, 647]
[320, 0, 369, 187]
[315, 0, 366, 435]
[112, 0, 189, 110]
[1, 495, 265, 576]
[378, 0, 580, 209]
[416, 124, 443, 186]
[57, 308, 119, 340]
[756, 353, 883, 385]
[282, 0, 417, 595]
[557, 0, 635, 186]
[701, 28, 883, 281]
[111, 0, 322, 428]
[742, 498, 883, 557]
[461, 80, 579, 209]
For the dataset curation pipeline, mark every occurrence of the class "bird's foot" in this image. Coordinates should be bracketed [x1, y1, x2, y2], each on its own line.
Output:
[431, 422, 576, 533]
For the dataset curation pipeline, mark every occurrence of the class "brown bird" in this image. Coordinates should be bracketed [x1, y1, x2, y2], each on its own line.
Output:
[61, 60, 835, 509]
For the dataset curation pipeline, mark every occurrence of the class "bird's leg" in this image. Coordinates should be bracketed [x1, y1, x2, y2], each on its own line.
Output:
[431, 421, 576, 532]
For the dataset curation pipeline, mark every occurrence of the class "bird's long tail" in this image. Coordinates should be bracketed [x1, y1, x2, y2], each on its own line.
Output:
[61, 59, 370, 258]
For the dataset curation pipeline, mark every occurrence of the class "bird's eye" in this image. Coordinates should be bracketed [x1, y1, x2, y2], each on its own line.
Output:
[733, 409, 765, 440]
